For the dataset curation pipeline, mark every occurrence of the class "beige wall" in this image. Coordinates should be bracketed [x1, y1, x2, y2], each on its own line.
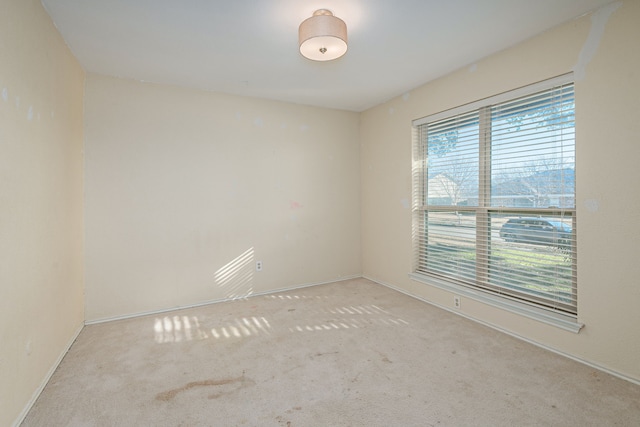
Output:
[361, 0, 640, 382]
[3, 1, 639, 423]
[0, 1, 85, 425]
[83, 75, 361, 321]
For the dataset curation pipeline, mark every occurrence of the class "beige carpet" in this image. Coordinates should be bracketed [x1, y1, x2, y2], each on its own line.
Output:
[22, 278, 640, 426]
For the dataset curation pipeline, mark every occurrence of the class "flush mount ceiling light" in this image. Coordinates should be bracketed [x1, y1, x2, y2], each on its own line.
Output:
[298, 9, 347, 61]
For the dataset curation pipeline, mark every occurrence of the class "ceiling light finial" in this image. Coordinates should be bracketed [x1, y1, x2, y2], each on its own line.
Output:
[298, 9, 347, 61]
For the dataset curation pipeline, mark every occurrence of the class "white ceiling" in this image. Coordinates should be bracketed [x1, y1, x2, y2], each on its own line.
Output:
[41, 0, 613, 112]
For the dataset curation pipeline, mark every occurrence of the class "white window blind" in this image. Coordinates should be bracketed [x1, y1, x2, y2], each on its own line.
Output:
[412, 75, 577, 315]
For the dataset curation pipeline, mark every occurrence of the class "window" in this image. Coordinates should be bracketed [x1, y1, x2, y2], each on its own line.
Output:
[411, 75, 577, 321]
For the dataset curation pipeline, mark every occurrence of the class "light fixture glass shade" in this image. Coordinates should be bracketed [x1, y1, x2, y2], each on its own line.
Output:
[299, 9, 347, 61]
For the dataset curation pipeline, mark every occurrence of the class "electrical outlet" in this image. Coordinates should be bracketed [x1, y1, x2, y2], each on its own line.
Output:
[453, 296, 461, 309]
[256, 261, 263, 272]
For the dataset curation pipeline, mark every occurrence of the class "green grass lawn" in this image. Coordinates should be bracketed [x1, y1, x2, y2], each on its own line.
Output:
[426, 242, 573, 304]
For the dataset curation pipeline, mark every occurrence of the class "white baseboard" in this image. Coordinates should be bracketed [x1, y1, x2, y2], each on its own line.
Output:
[85, 274, 363, 325]
[363, 275, 640, 387]
[12, 323, 84, 427]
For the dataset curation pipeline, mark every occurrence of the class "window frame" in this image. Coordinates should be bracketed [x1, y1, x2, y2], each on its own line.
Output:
[410, 74, 582, 332]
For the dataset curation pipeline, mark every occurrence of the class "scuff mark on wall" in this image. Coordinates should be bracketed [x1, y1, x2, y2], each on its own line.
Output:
[585, 199, 599, 212]
[1, 88, 8, 102]
[27, 106, 33, 121]
[402, 93, 411, 102]
[573, 2, 621, 81]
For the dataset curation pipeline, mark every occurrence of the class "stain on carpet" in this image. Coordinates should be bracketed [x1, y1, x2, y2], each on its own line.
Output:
[156, 376, 253, 401]
[313, 351, 339, 358]
[376, 350, 392, 363]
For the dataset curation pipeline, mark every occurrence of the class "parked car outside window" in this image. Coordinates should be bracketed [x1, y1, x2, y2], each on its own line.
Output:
[499, 217, 572, 247]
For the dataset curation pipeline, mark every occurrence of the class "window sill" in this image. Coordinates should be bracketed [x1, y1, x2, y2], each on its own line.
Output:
[408, 273, 584, 333]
